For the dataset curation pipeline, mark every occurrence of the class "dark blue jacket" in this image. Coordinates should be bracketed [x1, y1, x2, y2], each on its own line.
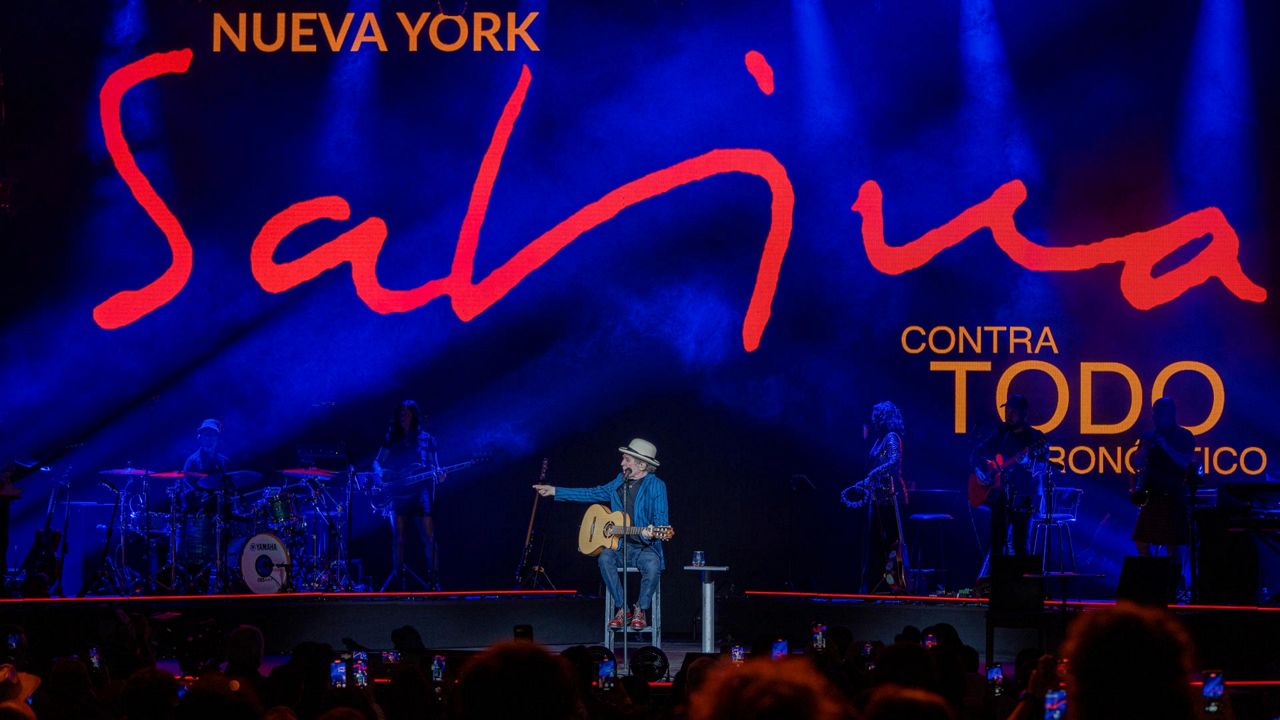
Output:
[555, 472, 669, 569]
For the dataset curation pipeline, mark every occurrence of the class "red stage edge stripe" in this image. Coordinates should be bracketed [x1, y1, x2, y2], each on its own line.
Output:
[0, 589, 578, 604]
[744, 590, 985, 604]
[744, 591, 1280, 613]
[1192, 680, 1280, 687]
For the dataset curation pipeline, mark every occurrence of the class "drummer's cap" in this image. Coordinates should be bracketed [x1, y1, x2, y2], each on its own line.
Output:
[197, 418, 223, 435]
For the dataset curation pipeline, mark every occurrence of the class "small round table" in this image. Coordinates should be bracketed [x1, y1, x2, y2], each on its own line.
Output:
[684, 565, 729, 653]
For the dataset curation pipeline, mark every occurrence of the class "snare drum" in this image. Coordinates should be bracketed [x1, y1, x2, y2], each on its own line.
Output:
[231, 532, 290, 594]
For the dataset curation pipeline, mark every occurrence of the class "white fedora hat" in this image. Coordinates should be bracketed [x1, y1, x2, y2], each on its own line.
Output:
[618, 438, 660, 467]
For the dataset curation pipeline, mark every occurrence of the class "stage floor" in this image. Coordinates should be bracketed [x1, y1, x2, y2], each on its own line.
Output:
[3, 589, 1279, 681]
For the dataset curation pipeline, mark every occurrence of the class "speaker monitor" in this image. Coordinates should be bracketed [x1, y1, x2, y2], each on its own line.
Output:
[1116, 556, 1172, 607]
[989, 556, 1044, 612]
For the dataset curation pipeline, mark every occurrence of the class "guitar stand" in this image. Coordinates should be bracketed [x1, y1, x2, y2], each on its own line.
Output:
[522, 564, 557, 590]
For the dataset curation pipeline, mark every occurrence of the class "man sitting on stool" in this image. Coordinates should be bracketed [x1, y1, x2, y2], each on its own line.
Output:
[534, 439, 668, 630]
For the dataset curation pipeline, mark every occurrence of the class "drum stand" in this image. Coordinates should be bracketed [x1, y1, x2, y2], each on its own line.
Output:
[308, 471, 355, 591]
[340, 467, 354, 590]
[209, 482, 231, 594]
[163, 486, 181, 593]
[300, 476, 347, 591]
[140, 476, 156, 594]
[80, 485, 136, 596]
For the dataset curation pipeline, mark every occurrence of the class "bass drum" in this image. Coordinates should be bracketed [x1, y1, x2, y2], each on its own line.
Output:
[229, 532, 290, 594]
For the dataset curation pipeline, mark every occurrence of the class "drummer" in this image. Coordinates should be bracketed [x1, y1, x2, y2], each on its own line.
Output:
[181, 418, 229, 512]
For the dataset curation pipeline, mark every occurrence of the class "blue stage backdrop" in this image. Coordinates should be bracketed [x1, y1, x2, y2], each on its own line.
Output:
[1, 0, 1277, 619]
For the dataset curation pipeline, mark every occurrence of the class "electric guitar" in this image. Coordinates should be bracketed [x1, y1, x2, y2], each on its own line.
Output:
[577, 504, 674, 557]
[967, 438, 1048, 508]
[20, 468, 70, 596]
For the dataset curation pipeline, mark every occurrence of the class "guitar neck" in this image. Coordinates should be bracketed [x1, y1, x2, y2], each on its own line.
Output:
[402, 460, 477, 484]
[613, 525, 650, 537]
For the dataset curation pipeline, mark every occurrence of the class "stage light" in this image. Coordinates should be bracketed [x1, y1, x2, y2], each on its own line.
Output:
[959, 0, 1040, 186]
[1176, 0, 1255, 216]
[628, 645, 669, 682]
[791, 0, 854, 141]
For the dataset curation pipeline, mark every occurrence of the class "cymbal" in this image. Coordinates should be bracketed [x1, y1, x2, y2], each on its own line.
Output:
[150, 470, 192, 479]
[195, 470, 263, 491]
[280, 468, 336, 479]
[99, 468, 151, 476]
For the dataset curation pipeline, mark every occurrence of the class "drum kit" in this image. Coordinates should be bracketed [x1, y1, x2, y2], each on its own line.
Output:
[88, 464, 364, 595]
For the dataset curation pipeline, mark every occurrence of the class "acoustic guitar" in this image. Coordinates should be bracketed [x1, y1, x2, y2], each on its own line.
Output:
[577, 504, 674, 557]
[966, 438, 1047, 508]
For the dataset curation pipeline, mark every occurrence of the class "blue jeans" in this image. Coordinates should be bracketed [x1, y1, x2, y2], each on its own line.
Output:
[598, 545, 660, 610]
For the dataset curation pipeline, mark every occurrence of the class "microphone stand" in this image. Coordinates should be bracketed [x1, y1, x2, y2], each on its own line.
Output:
[344, 464, 354, 590]
[621, 469, 631, 674]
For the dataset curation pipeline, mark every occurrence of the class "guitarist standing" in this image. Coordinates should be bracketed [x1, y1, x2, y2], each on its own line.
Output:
[972, 394, 1044, 558]
[533, 439, 668, 631]
[375, 400, 443, 590]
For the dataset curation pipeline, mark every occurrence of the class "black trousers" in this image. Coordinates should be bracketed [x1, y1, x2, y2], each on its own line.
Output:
[863, 500, 903, 592]
[988, 488, 1032, 557]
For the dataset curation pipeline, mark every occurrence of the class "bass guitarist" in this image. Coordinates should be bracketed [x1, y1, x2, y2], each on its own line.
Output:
[533, 439, 668, 631]
[375, 400, 443, 590]
[971, 394, 1045, 558]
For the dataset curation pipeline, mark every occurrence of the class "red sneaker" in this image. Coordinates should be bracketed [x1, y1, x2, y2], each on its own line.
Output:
[608, 607, 627, 630]
[629, 608, 648, 630]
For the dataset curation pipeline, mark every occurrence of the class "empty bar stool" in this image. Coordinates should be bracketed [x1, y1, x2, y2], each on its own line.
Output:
[1031, 487, 1083, 573]
[603, 567, 661, 649]
[907, 512, 954, 594]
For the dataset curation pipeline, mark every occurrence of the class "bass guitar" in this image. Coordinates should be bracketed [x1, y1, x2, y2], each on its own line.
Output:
[577, 504, 674, 557]
[370, 456, 488, 510]
[392, 456, 489, 489]
[967, 438, 1048, 508]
